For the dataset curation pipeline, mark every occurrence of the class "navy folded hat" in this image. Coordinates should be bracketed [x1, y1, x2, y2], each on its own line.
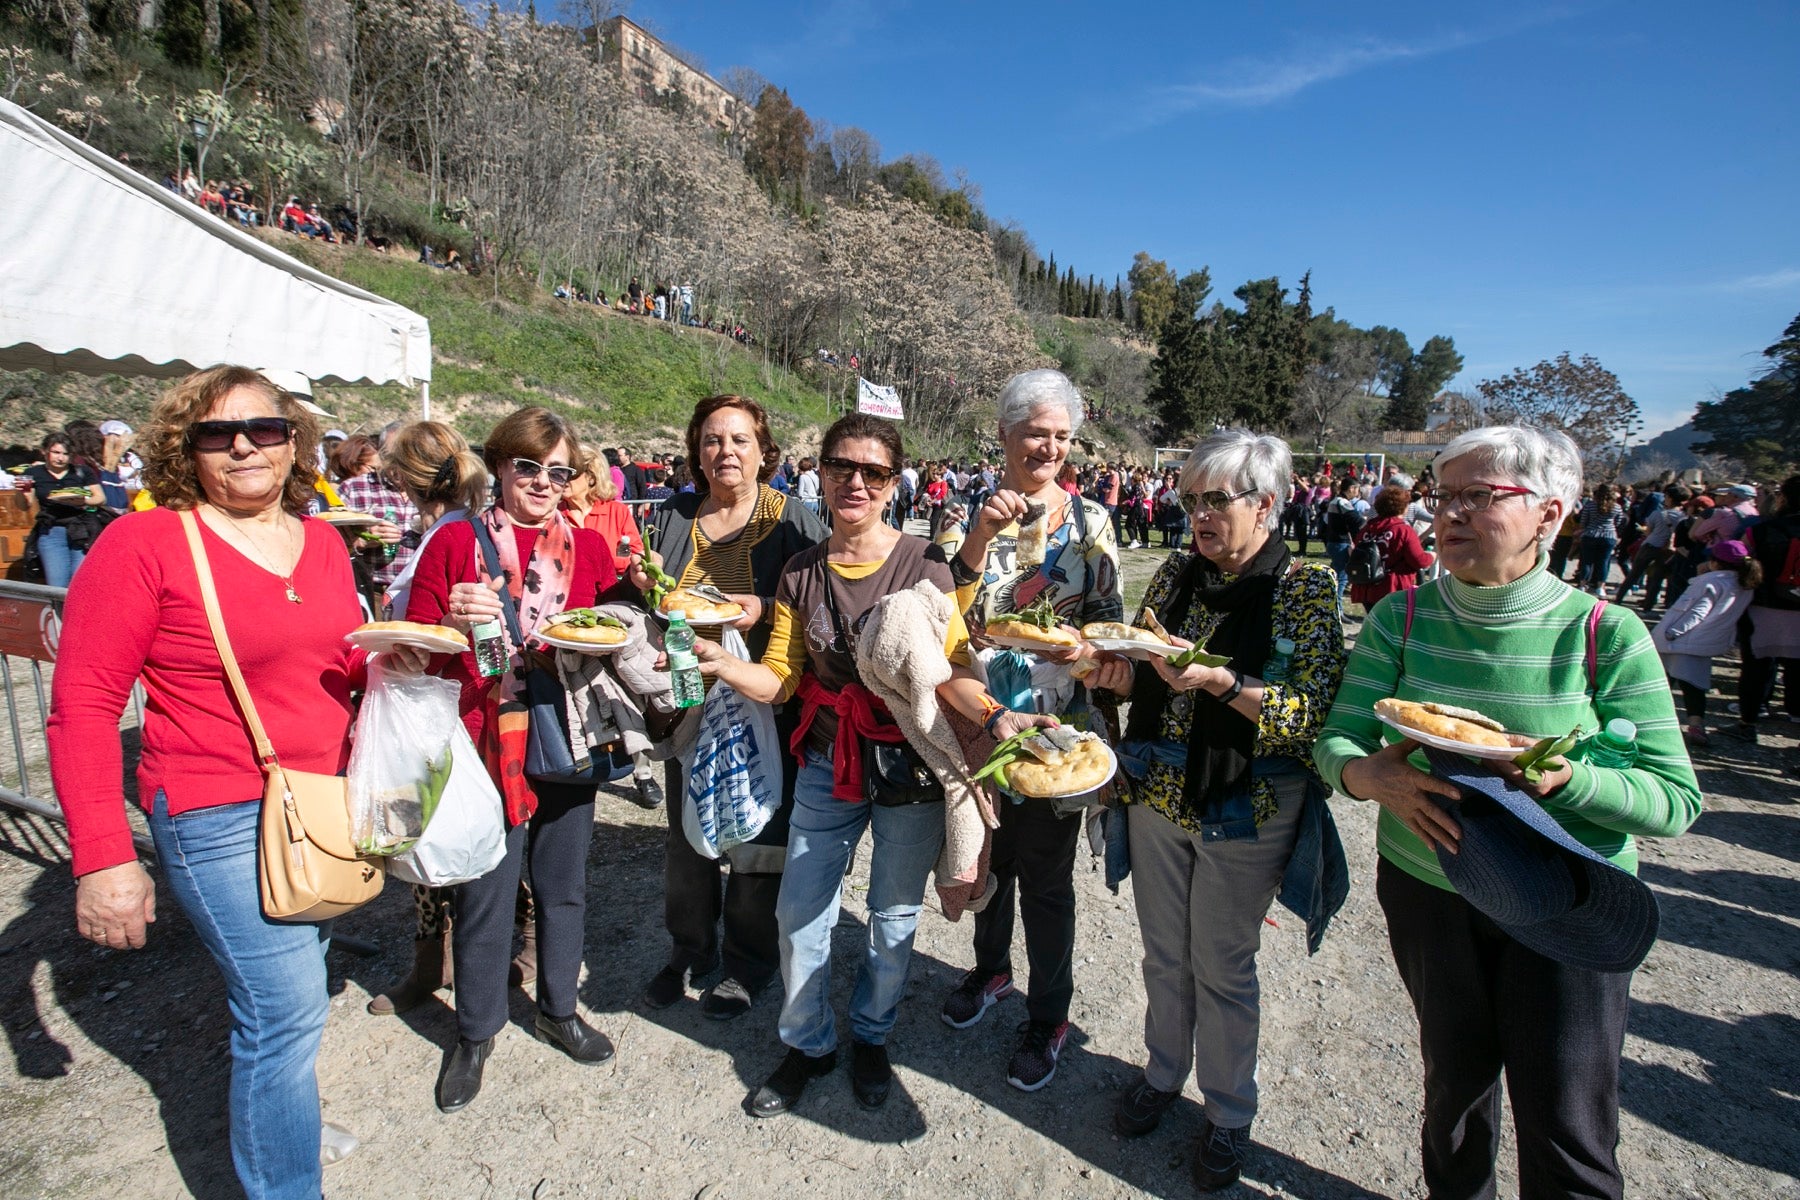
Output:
[1423, 747, 1659, 973]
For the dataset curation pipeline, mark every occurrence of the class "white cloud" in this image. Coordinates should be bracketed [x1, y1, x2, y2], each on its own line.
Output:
[1714, 268, 1800, 293]
[1136, 9, 1576, 122]
[1151, 31, 1484, 111]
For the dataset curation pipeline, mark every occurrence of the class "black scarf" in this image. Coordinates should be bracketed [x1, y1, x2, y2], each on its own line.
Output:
[1125, 534, 1291, 810]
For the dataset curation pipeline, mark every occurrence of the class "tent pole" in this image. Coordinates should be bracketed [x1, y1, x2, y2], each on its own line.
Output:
[420, 381, 430, 421]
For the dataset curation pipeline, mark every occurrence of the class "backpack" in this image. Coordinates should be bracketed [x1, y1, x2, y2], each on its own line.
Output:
[1347, 536, 1387, 587]
[1751, 517, 1800, 610]
[1325, 498, 1366, 540]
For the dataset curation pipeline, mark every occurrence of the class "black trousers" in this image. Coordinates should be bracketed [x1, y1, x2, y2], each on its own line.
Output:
[970, 796, 1082, 1024]
[452, 782, 596, 1040]
[659, 717, 797, 991]
[1378, 859, 1629, 1200]
[1674, 679, 1707, 720]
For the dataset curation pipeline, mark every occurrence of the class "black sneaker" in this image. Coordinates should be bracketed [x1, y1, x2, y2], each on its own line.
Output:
[1006, 1018, 1071, 1092]
[1114, 1072, 1180, 1137]
[633, 774, 665, 808]
[850, 1040, 891, 1109]
[940, 968, 1015, 1029]
[749, 1047, 837, 1118]
[1191, 1118, 1252, 1192]
[1719, 722, 1761, 745]
[699, 976, 754, 1020]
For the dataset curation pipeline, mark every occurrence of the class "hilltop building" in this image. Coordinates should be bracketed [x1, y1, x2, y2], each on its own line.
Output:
[597, 16, 753, 138]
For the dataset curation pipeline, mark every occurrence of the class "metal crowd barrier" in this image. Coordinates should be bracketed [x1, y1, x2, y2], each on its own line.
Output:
[0, 579, 155, 858]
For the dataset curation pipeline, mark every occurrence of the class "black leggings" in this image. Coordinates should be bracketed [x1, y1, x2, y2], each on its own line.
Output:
[1673, 679, 1707, 721]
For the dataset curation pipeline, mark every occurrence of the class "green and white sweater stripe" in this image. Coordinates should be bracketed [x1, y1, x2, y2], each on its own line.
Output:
[1312, 558, 1702, 891]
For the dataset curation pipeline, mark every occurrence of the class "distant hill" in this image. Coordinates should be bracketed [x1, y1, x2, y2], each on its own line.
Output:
[1622, 419, 1703, 478]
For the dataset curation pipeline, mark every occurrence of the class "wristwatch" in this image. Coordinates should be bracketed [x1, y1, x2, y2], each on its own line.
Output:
[1211, 669, 1243, 705]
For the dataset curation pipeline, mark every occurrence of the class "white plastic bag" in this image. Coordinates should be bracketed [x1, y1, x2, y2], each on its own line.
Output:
[680, 628, 783, 859]
[349, 660, 506, 886]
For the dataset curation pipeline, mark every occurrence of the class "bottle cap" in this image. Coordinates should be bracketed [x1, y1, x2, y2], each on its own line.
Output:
[1274, 637, 1296, 654]
[1603, 717, 1637, 742]
[668, 610, 687, 622]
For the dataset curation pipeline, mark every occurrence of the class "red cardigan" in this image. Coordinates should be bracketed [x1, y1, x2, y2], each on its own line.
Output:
[1348, 515, 1435, 608]
[48, 508, 367, 877]
[403, 519, 618, 745]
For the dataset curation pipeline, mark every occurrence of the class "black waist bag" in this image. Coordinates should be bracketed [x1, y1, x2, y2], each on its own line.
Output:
[863, 740, 946, 807]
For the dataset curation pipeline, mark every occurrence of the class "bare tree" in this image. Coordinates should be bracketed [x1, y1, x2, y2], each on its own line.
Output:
[1296, 341, 1376, 454]
[718, 65, 768, 107]
[829, 125, 879, 203]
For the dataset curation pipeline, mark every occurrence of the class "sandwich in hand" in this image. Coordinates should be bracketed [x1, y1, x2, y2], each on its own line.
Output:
[1373, 698, 1513, 748]
[545, 609, 629, 645]
[1080, 620, 1168, 644]
[660, 586, 744, 622]
[986, 594, 1079, 649]
[1015, 500, 1050, 568]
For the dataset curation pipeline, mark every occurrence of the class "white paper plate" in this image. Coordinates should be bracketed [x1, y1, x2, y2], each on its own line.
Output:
[655, 606, 741, 626]
[1084, 635, 1181, 659]
[539, 629, 631, 654]
[345, 628, 467, 655]
[1002, 740, 1119, 799]
[1375, 711, 1524, 761]
[985, 633, 1080, 652]
[315, 510, 379, 527]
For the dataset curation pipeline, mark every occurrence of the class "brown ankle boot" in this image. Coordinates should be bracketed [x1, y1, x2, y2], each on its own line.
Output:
[367, 930, 452, 1015]
[509, 916, 538, 990]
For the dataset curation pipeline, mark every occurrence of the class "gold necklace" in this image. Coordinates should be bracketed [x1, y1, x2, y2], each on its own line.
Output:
[212, 506, 303, 603]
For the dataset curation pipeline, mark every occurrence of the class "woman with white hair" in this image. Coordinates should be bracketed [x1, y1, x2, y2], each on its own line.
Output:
[934, 367, 1122, 1093]
[1085, 428, 1348, 1192]
[1313, 425, 1700, 1199]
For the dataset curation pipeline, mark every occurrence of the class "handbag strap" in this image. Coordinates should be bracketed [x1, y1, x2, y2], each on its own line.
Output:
[466, 515, 528, 648]
[179, 509, 281, 771]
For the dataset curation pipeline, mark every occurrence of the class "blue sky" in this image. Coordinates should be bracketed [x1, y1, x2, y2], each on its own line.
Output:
[634, 1, 1800, 440]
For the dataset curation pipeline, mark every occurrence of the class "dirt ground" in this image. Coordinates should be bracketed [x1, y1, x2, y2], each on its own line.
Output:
[3, 557, 1800, 1199]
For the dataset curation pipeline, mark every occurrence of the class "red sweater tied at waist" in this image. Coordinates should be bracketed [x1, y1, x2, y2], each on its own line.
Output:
[791, 671, 905, 802]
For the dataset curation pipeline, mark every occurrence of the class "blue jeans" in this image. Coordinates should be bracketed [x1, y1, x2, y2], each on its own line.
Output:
[776, 751, 944, 1055]
[1577, 537, 1616, 591]
[38, 524, 85, 588]
[148, 793, 330, 1200]
[1325, 539, 1351, 600]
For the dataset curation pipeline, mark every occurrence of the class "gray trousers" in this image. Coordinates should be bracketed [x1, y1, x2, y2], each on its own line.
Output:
[1128, 776, 1304, 1130]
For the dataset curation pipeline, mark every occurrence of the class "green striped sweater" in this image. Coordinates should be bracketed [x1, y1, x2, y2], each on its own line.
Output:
[1312, 559, 1702, 891]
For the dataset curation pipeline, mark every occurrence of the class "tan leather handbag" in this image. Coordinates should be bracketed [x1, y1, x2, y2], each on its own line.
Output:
[180, 510, 383, 921]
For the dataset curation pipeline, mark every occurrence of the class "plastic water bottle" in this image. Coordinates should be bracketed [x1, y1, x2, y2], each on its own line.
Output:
[1262, 636, 1296, 684]
[1584, 718, 1638, 769]
[471, 618, 508, 678]
[382, 508, 399, 560]
[665, 611, 705, 708]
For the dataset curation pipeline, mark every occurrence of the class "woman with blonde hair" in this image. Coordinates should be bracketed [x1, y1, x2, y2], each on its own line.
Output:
[364, 420, 494, 1016]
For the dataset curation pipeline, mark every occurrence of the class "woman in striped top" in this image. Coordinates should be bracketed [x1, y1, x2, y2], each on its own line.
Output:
[1314, 425, 1700, 1200]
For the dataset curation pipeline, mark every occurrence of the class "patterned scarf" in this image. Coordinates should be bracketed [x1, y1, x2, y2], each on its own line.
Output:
[474, 502, 576, 699]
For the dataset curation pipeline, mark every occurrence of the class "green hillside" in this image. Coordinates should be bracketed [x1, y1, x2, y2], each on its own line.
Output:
[0, 236, 842, 456]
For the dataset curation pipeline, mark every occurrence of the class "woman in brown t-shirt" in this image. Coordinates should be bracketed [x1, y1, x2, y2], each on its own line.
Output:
[695, 412, 1055, 1120]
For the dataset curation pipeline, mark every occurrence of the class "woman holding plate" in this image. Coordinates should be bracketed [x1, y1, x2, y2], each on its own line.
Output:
[404, 405, 625, 1114]
[1313, 425, 1700, 1200]
[628, 395, 827, 1019]
[932, 367, 1122, 1093]
[1085, 428, 1346, 1192]
[692, 411, 1056, 1118]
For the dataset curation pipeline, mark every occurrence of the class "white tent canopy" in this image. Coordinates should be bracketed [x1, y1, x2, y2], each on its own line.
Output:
[0, 97, 431, 395]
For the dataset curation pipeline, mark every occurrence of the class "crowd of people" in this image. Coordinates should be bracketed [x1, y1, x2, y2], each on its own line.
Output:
[25, 361, 1763, 1200]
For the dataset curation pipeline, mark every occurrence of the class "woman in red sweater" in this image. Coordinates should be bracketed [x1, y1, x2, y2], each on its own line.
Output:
[47, 365, 424, 1200]
[404, 406, 623, 1113]
[1348, 483, 1437, 610]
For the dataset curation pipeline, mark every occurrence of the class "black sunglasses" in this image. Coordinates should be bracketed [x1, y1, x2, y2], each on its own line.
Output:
[510, 457, 577, 488]
[819, 456, 898, 488]
[188, 418, 294, 453]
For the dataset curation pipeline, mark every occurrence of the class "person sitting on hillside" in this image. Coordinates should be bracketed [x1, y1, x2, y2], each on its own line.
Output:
[282, 196, 309, 233]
